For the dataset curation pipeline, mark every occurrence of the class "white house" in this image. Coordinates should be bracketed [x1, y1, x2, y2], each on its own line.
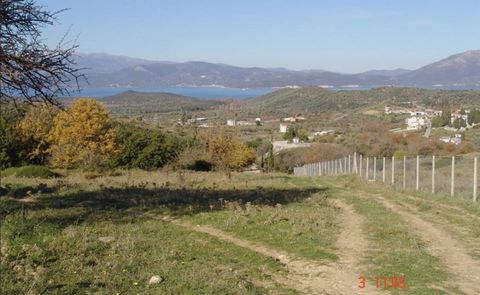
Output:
[282, 117, 296, 122]
[439, 135, 462, 145]
[406, 116, 426, 130]
[312, 130, 335, 136]
[226, 119, 236, 126]
[410, 111, 426, 117]
[279, 123, 288, 133]
[439, 136, 451, 143]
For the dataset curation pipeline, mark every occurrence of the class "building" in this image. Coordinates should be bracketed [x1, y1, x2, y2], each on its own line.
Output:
[292, 137, 300, 144]
[282, 116, 305, 123]
[279, 123, 288, 133]
[439, 136, 451, 143]
[312, 130, 335, 137]
[226, 119, 236, 126]
[410, 111, 426, 117]
[439, 134, 462, 145]
[406, 116, 426, 130]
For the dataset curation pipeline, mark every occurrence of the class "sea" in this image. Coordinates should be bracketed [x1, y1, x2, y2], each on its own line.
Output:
[72, 85, 480, 100]
[74, 86, 275, 100]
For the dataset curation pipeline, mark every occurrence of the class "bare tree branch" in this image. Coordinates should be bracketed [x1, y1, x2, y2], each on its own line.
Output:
[0, 0, 86, 106]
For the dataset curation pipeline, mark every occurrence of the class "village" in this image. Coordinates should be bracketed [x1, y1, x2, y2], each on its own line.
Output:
[175, 103, 480, 150]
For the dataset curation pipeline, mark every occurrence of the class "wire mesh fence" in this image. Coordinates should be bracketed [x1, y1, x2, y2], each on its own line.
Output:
[293, 153, 479, 202]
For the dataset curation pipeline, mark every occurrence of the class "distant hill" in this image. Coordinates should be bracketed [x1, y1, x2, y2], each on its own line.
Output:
[84, 61, 389, 88]
[75, 53, 171, 74]
[361, 68, 411, 77]
[80, 50, 480, 88]
[99, 91, 224, 114]
[245, 87, 480, 114]
[396, 50, 480, 86]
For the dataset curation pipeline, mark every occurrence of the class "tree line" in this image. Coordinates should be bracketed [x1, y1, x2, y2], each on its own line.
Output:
[0, 99, 256, 172]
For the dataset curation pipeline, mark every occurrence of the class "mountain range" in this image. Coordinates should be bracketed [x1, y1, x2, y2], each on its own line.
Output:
[77, 50, 480, 88]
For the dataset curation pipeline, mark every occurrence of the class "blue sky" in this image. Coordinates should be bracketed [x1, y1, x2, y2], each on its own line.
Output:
[39, 0, 479, 73]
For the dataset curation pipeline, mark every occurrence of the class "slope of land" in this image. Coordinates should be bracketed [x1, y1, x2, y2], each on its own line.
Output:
[99, 90, 225, 115]
[81, 50, 480, 88]
[245, 86, 480, 114]
[1, 171, 479, 294]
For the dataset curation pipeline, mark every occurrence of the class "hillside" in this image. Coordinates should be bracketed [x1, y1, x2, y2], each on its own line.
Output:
[397, 50, 480, 86]
[2, 171, 479, 294]
[84, 61, 389, 88]
[246, 87, 480, 114]
[75, 53, 160, 74]
[80, 50, 480, 88]
[99, 90, 224, 114]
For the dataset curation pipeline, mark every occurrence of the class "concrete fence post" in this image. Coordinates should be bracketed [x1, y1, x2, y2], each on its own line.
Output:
[403, 156, 406, 189]
[474, 157, 478, 202]
[359, 155, 363, 178]
[373, 157, 377, 181]
[348, 154, 351, 173]
[416, 155, 420, 191]
[391, 156, 395, 185]
[382, 157, 386, 183]
[451, 156, 455, 197]
[366, 157, 370, 180]
[353, 152, 358, 174]
[432, 155, 435, 194]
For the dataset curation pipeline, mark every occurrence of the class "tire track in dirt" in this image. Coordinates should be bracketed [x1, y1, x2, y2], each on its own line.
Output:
[395, 199, 480, 259]
[402, 194, 480, 223]
[371, 195, 480, 294]
[148, 199, 382, 295]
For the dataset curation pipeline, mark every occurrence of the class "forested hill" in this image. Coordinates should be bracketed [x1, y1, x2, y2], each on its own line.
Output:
[245, 87, 480, 114]
[99, 91, 224, 114]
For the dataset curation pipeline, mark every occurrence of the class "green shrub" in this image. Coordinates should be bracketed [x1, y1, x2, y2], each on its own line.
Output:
[113, 124, 182, 169]
[0, 165, 57, 178]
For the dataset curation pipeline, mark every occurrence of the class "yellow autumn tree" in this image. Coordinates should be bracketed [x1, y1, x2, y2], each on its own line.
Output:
[205, 131, 256, 170]
[17, 104, 57, 164]
[48, 98, 118, 168]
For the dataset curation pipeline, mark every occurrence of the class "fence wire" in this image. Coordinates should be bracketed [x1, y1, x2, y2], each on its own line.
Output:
[293, 153, 479, 202]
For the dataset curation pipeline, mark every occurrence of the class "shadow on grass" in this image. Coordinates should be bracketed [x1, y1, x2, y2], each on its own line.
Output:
[0, 185, 327, 227]
[0, 183, 56, 198]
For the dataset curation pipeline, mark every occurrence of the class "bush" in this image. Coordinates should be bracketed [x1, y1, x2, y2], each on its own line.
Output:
[113, 124, 182, 169]
[48, 98, 118, 168]
[205, 131, 256, 170]
[1, 165, 57, 178]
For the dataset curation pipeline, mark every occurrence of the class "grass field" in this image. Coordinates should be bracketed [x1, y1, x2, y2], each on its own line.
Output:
[1, 170, 479, 294]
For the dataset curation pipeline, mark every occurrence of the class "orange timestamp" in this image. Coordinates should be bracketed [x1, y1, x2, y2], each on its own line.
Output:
[358, 275, 407, 289]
